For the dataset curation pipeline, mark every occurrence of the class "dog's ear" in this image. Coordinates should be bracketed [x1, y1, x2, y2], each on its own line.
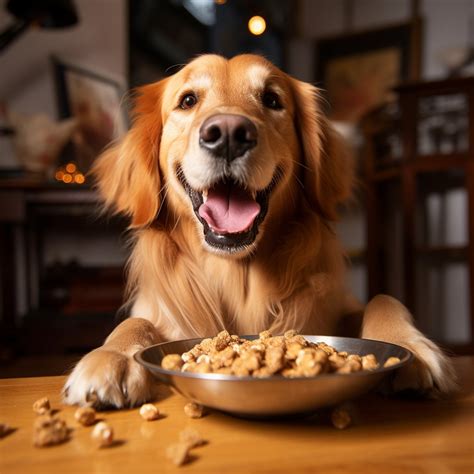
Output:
[290, 77, 354, 220]
[92, 80, 168, 228]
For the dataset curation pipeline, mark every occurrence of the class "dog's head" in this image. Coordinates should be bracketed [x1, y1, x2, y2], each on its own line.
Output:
[94, 54, 352, 257]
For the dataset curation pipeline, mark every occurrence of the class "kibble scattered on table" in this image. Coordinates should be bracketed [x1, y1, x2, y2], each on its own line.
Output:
[139, 403, 160, 421]
[331, 407, 352, 430]
[91, 421, 114, 447]
[179, 427, 206, 449]
[32, 397, 51, 415]
[74, 406, 96, 426]
[166, 442, 191, 466]
[0, 423, 10, 438]
[184, 402, 204, 419]
[33, 414, 69, 447]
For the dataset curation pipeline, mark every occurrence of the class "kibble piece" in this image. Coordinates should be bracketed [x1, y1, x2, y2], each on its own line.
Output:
[331, 407, 351, 429]
[199, 338, 214, 352]
[337, 359, 362, 374]
[0, 423, 10, 438]
[213, 330, 232, 351]
[283, 329, 298, 339]
[33, 397, 51, 415]
[74, 406, 96, 426]
[384, 356, 401, 368]
[182, 362, 198, 372]
[194, 362, 212, 374]
[264, 346, 285, 374]
[184, 402, 204, 419]
[166, 442, 190, 466]
[91, 421, 114, 447]
[285, 341, 304, 360]
[328, 353, 346, 369]
[179, 427, 206, 449]
[362, 354, 379, 371]
[181, 351, 195, 363]
[162, 354, 184, 371]
[139, 403, 160, 421]
[33, 415, 69, 447]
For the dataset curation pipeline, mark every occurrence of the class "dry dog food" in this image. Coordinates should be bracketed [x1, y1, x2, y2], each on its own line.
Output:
[166, 428, 207, 466]
[33, 415, 69, 447]
[179, 427, 206, 449]
[331, 407, 352, 429]
[139, 403, 160, 421]
[33, 397, 51, 415]
[74, 406, 96, 426]
[0, 423, 10, 438]
[91, 421, 114, 447]
[184, 402, 204, 419]
[166, 442, 191, 466]
[162, 330, 387, 377]
[383, 356, 401, 368]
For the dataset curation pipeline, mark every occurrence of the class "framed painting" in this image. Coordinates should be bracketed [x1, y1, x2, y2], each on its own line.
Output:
[53, 57, 128, 173]
[315, 21, 422, 123]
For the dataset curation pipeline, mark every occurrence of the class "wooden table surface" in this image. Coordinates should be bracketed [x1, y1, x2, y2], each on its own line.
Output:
[1, 357, 473, 474]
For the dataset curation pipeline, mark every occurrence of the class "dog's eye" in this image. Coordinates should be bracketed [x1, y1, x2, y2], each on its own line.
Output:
[179, 93, 198, 110]
[262, 91, 283, 110]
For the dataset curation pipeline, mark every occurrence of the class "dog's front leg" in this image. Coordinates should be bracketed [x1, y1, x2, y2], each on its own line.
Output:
[361, 295, 457, 397]
[64, 317, 160, 409]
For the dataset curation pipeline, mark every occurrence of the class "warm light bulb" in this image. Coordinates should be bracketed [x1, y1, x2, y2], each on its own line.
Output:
[74, 173, 85, 184]
[55, 170, 64, 181]
[248, 15, 266, 36]
[62, 173, 73, 184]
[65, 162, 77, 173]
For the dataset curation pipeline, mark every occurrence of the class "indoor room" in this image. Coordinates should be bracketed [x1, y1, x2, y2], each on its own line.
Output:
[0, 0, 473, 472]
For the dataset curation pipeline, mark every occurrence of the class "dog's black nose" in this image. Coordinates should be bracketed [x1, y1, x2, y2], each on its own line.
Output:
[199, 114, 257, 161]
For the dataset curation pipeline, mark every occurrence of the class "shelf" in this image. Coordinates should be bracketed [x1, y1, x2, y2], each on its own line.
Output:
[368, 153, 469, 183]
[415, 245, 468, 261]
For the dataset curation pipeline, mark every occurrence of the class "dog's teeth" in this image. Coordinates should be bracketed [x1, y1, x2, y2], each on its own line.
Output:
[202, 190, 208, 203]
[251, 190, 257, 200]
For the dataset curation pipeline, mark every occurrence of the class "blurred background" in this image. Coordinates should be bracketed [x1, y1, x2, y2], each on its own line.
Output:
[0, 0, 473, 377]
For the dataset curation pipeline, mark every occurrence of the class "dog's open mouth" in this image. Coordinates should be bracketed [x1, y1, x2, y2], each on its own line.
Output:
[178, 168, 280, 252]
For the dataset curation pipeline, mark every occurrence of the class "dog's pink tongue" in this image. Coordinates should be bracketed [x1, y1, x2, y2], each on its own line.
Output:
[199, 182, 260, 234]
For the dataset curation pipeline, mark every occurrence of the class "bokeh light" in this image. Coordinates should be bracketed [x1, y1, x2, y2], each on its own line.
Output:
[248, 15, 266, 36]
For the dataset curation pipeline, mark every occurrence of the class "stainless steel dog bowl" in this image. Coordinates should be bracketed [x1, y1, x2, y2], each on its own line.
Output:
[135, 336, 412, 417]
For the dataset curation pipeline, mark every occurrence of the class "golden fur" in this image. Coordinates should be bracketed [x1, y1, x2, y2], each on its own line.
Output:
[64, 55, 456, 408]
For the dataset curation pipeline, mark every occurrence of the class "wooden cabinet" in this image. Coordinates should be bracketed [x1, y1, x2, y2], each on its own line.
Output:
[363, 77, 474, 354]
[0, 180, 126, 356]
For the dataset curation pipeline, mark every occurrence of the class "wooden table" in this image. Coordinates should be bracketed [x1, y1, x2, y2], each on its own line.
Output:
[1, 357, 473, 474]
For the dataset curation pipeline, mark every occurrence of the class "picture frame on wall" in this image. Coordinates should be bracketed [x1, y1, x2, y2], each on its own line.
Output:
[315, 21, 422, 124]
[52, 57, 128, 173]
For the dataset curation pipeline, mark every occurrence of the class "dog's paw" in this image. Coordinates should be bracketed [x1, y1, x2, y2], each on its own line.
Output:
[63, 347, 156, 409]
[390, 336, 458, 398]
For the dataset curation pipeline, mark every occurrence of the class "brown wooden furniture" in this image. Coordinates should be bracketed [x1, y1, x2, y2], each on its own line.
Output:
[0, 357, 473, 473]
[363, 77, 474, 354]
[0, 178, 126, 357]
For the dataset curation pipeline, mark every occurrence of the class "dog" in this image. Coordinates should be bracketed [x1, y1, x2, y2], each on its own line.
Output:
[64, 54, 456, 408]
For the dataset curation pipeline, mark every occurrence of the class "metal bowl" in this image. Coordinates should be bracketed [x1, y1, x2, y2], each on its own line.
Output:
[135, 336, 412, 417]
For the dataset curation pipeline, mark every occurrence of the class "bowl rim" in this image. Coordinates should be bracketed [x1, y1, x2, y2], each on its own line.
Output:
[134, 335, 413, 382]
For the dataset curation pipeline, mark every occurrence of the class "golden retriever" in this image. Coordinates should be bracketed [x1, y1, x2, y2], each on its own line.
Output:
[64, 54, 456, 408]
